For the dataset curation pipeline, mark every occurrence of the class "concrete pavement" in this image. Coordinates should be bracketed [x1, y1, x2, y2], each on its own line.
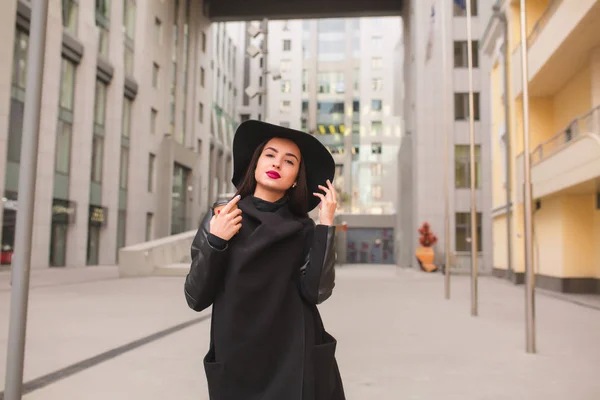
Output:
[0, 265, 598, 399]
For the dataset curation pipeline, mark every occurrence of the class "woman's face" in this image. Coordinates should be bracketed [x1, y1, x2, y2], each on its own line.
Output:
[254, 138, 301, 194]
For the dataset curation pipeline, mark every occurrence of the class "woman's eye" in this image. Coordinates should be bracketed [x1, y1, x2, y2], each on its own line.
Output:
[265, 153, 274, 158]
[285, 160, 294, 165]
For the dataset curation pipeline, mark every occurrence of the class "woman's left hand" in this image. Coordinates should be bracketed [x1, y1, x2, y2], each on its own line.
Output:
[313, 180, 338, 226]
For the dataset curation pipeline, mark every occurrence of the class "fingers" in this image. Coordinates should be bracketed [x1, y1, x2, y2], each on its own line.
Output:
[313, 192, 326, 204]
[326, 180, 337, 203]
[232, 216, 243, 225]
[220, 194, 241, 215]
[318, 183, 334, 203]
[225, 208, 243, 219]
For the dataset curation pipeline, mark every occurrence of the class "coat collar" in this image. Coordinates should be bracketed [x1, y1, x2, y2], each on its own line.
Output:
[238, 195, 304, 247]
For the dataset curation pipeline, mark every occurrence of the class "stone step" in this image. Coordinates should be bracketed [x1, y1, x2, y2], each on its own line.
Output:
[154, 263, 189, 277]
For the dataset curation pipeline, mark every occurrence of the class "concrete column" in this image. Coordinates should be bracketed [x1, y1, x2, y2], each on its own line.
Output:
[30, 0, 63, 269]
[99, 0, 125, 265]
[125, 0, 150, 247]
[66, 2, 99, 267]
[0, 1, 18, 253]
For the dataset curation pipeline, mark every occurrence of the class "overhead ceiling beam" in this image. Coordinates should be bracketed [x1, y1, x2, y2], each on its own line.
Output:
[206, 0, 403, 21]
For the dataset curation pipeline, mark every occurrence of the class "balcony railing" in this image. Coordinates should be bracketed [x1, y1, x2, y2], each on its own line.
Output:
[531, 105, 600, 165]
[527, 0, 564, 48]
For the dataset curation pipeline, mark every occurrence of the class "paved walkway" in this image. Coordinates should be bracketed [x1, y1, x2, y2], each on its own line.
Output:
[0, 265, 598, 399]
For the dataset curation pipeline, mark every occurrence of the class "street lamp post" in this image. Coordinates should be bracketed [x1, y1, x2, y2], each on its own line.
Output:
[441, 0, 452, 300]
[466, 0, 479, 317]
[4, 1, 50, 398]
[519, 0, 536, 354]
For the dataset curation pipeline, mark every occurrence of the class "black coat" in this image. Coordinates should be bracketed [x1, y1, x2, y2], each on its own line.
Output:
[184, 196, 345, 400]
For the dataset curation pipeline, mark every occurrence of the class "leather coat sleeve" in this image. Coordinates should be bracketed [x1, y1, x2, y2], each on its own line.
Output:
[184, 211, 229, 312]
[298, 222, 337, 305]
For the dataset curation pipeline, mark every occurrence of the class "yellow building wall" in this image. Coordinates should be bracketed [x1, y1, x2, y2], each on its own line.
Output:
[595, 208, 600, 279]
[509, 0, 552, 52]
[490, 62, 507, 209]
[493, 216, 508, 270]
[529, 97, 554, 147]
[513, 204, 526, 273]
[562, 194, 596, 277]
[533, 197, 564, 277]
[553, 64, 592, 131]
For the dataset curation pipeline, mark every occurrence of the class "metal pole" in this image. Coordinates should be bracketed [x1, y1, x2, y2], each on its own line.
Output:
[441, 0, 451, 299]
[261, 18, 268, 122]
[519, 0, 536, 354]
[4, 1, 49, 398]
[466, 0, 479, 317]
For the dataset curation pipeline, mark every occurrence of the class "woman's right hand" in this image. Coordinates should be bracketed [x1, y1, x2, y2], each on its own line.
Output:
[209, 195, 243, 241]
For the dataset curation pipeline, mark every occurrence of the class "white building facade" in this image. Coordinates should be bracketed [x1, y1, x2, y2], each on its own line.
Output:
[0, 0, 256, 269]
[399, 0, 494, 271]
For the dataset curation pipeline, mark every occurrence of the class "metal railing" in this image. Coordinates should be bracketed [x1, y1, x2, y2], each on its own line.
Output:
[511, 0, 564, 55]
[527, 0, 564, 48]
[531, 105, 600, 165]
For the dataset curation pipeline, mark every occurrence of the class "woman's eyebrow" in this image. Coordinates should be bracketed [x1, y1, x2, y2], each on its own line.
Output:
[265, 147, 299, 162]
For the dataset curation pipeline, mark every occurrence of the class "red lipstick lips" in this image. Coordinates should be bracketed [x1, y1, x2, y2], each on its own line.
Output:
[266, 170, 281, 179]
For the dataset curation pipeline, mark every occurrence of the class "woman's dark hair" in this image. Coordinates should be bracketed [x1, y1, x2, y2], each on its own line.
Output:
[234, 139, 309, 218]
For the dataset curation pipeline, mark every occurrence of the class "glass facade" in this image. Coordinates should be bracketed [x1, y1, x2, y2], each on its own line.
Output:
[171, 163, 190, 234]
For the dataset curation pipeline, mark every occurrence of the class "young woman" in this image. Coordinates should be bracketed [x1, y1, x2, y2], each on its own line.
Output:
[184, 120, 346, 400]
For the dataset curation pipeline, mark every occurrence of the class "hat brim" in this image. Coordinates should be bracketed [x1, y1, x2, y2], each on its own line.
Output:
[232, 120, 335, 212]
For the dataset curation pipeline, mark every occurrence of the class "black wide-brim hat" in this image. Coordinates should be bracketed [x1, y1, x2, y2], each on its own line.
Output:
[232, 120, 335, 212]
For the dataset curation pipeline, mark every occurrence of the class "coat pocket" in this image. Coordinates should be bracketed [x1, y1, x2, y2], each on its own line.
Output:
[203, 351, 225, 399]
[313, 331, 338, 400]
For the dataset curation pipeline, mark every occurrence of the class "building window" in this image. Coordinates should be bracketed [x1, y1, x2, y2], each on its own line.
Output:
[200, 67, 205, 87]
[6, 29, 29, 165]
[372, 78, 383, 92]
[372, 57, 383, 70]
[62, 0, 79, 34]
[123, 0, 136, 76]
[371, 142, 382, 154]
[90, 135, 104, 183]
[453, 0, 478, 17]
[116, 210, 127, 253]
[371, 184, 383, 200]
[455, 212, 482, 252]
[281, 80, 291, 93]
[122, 97, 132, 138]
[95, 0, 111, 57]
[371, 36, 383, 51]
[371, 121, 383, 136]
[55, 58, 75, 175]
[145, 212, 153, 241]
[155, 17, 162, 44]
[283, 39, 291, 51]
[93, 80, 107, 128]
[198, 102, 204, 123]
[454, 41, 479, 68]
[280, 100, 291, 113]
[148, 153, 155, 192]
[150, 108, 157, 135]
[119, 146, 129, 189]
[455, 145, 481, 188]
[280, 59, 291, 73]
[55, 121, 72, 175]
[152, 63, 159, 88]
[371, 99, 382, 112]
[201, 32, 207, 53]
[302, 69, 308, 92]
[454, 92, 480, 121]
[371, 163, 383, 177]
